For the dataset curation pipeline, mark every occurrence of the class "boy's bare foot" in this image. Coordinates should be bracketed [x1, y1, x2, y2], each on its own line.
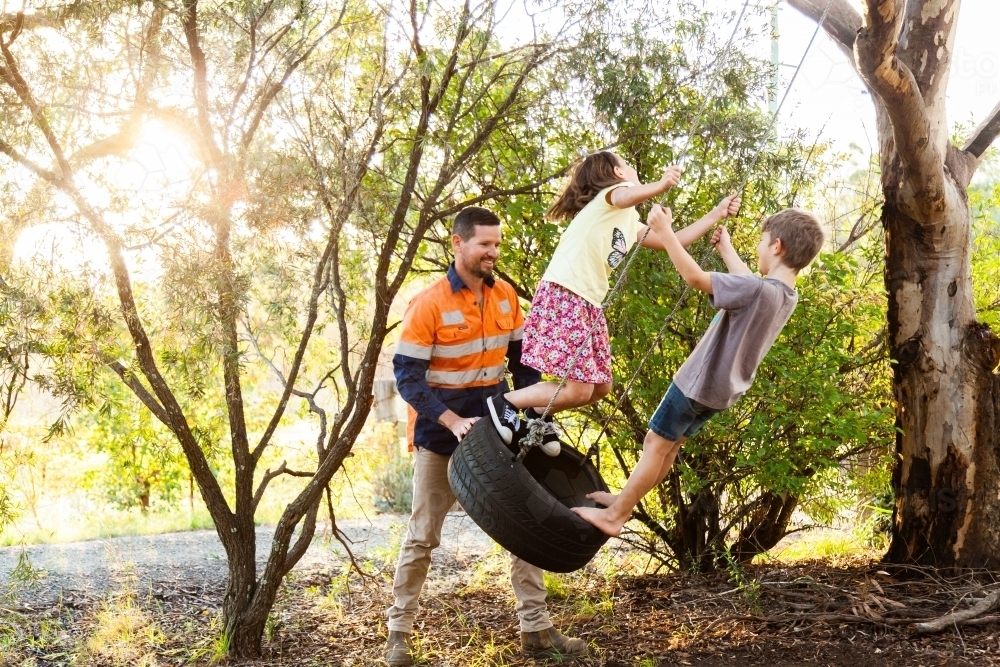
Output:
[572, 506, 626, 537]
[585, 491, 617, 507]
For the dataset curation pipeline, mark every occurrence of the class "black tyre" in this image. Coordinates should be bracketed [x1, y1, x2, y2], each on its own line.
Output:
[448, 418, 611, 573]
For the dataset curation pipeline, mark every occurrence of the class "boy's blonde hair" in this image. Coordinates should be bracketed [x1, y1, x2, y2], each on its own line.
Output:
[762, 208, 824, 271]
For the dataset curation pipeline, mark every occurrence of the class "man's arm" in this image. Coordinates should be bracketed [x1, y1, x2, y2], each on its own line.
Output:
[394, 354, 477, 440]
[646, 204, 713, 294]
[639, 195, 741, 250]
[393, 354, 448, 423]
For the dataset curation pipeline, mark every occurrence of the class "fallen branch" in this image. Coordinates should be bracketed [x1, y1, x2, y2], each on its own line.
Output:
[913, 590, 1000, 635]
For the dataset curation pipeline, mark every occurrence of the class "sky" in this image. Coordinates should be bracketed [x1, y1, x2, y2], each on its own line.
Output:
[772, 0, 999, 155]
[497, 0, 999, 160]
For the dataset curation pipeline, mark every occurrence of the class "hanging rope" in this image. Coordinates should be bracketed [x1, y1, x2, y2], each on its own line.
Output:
[515, 0, 755, 460]
[578, 0, 835, 467]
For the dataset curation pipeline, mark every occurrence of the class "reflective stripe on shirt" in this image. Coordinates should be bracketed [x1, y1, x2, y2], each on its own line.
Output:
[396, 340, 433, 360]
[426, 364, 505, 386]
[441, 310, 465, 326]
[431, 333, 510, 359]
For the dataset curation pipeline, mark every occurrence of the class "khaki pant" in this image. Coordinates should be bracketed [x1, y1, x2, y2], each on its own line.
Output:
[386, 447, 552, 633]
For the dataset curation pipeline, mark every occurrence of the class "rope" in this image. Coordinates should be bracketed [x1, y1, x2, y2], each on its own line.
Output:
[564, 2, 837, 594]
[579, 0, 835, 467]
[515, 0, 754, 460]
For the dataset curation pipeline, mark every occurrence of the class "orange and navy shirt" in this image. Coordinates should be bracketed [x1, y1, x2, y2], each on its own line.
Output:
[392, 264, 540, 455]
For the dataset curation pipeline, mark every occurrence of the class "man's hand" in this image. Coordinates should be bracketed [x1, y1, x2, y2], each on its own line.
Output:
[647, 204, 674, 237]
[711, 194, 741, 221]
[658, 165, 684, 192]
[438, 410, 479, 441]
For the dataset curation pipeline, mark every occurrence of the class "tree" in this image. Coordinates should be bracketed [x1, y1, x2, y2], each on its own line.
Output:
[789, 0, 1000, 568]
[0, 0, 570, 656]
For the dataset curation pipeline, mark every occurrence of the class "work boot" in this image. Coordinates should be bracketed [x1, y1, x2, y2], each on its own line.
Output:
[384, 630, 413, 666]
[521, 626, 589, 660]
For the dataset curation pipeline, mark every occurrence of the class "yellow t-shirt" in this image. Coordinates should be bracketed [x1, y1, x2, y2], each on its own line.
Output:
[541, 182, 643, 306]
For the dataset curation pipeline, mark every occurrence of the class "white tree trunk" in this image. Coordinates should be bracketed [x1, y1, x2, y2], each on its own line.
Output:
[789, 0, 1000, 567]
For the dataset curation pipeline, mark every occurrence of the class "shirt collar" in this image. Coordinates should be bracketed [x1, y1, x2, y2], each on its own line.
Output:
[447, 262, 495, 293]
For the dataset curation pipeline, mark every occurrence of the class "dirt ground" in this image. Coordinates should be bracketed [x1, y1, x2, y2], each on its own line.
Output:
[3, 517, 1000, 666]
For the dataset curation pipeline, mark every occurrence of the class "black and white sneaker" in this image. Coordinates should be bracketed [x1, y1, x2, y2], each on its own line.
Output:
[525, 408, 562, 457]
[487, 394, 523, 445]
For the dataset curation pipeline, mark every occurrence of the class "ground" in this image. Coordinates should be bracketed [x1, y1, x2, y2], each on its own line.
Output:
[2, 513, 999, 666]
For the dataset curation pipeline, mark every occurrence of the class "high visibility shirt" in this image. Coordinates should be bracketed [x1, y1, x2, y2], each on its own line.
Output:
[393, 264, 540, 455]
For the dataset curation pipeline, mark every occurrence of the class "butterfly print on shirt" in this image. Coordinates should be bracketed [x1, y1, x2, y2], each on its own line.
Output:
[608, 227, 628, 268]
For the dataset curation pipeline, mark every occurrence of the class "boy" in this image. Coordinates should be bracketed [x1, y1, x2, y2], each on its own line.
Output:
[573, 203, 824, 537]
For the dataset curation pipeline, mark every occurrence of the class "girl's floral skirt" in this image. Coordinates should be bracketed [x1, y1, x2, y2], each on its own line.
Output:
[522, 280, 612, 384]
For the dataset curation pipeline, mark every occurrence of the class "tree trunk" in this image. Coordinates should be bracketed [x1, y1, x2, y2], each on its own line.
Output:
[729, 491, 798, 564]
[222, 523, 264, 658]
[882, 193, 1000, 569]
[788, 0, 1000, 570]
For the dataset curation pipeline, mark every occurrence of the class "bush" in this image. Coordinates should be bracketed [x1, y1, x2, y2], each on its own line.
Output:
[371, 454, 413, 515]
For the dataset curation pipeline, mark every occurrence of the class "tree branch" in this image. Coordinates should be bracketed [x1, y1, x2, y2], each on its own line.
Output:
[0, 139, 62, 185]
[0, 30, 71, 179]
[252, 460, 315, 512]
[282, 500, 319, 576]
[106, 360, 170, 426]
[899, 0, 960, 107]
[963, 98, 1000, 161]
[854, 0, 946, 217]
[251, 98, 382, 462]
[180, 0, 223, 167]
[239, 4, 346, 153]
[786, 0, 862, 62]
[913, 589, 1000, 634]
[242, 317, 334, 459]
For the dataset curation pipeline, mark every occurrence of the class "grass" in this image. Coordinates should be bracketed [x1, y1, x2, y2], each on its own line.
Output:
[458, 544, 512, 595]
[1, 507, 219, 547]
[761, 528, 876, 563]
[1, 421, 408, 548]
[86, 597, 163, 666]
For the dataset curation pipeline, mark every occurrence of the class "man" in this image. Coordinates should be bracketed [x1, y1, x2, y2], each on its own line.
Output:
[386, 206, 589, 665]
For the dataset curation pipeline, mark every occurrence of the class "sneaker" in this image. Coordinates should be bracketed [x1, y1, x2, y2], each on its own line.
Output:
[525, 409, 561, 457]
[487, 394, 523, 445]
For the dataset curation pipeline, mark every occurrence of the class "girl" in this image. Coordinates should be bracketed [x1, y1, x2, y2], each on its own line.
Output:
[487, 151, 738, 454]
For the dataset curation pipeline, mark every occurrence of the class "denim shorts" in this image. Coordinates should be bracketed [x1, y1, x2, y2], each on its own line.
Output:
[647, 382, 720, 442]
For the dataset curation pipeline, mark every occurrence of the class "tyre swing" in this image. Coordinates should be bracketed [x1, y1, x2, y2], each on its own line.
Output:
[448, 0, 831, 574]
[449, 418, 610, 573]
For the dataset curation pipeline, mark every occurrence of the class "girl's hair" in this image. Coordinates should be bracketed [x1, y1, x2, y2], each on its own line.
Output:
[547, 151, 624, 221]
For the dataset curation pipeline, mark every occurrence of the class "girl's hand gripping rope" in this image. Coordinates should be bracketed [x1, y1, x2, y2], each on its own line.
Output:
[710, 194, 742, 222]
[657, 164, 684, 194]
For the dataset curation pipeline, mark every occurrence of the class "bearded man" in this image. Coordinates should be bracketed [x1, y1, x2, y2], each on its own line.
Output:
[384, 206, 589, 664]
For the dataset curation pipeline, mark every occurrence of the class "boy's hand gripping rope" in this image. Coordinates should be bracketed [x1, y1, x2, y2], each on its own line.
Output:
[517, 0, 832, 462]
[576, 0, 835, 468]
[514, 0, 754, 461]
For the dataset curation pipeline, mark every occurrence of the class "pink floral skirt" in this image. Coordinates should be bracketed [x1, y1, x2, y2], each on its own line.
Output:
[522, 281, 612, 384]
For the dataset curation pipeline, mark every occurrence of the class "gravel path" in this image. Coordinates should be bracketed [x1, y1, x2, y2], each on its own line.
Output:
[0, 512, 494, 609]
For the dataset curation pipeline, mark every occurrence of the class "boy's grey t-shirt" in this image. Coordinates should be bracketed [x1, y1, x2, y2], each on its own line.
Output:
[673, 272, 797, 410]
